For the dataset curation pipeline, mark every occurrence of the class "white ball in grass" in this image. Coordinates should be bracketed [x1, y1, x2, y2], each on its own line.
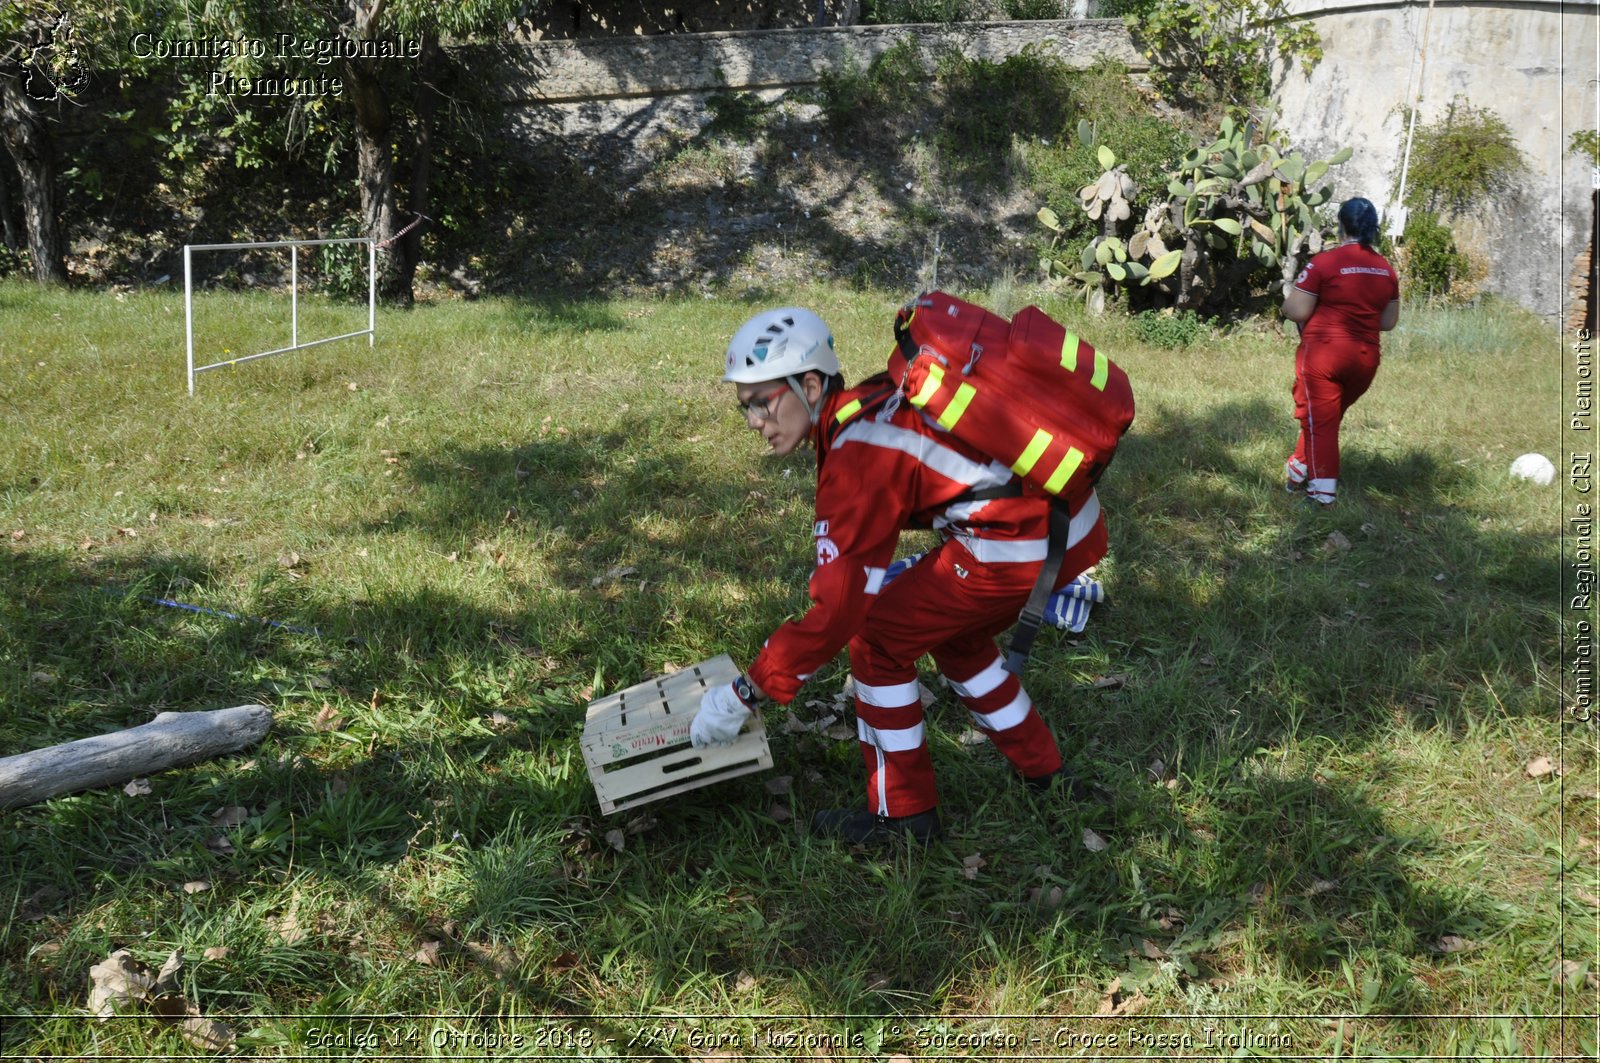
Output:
[1509, 453, 1556, 486]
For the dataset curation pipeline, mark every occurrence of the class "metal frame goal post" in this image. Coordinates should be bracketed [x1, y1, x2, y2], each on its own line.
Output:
[183, 236, 376, 395]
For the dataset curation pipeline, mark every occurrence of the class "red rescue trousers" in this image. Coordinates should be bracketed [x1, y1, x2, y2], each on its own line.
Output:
[1288, 336, 1380, 504]
[846, 512, 1108, 818]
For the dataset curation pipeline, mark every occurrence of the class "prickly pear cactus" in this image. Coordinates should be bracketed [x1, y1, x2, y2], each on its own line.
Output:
[1040, 113, 1354, 315]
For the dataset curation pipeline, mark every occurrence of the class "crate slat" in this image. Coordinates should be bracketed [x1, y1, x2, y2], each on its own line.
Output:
[581, 655, 772, 815]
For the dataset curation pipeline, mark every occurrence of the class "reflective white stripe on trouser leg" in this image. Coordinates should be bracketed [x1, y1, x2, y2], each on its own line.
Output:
[1307, 477, 1336, 503]
[851, 676, 923, 708]
[856, 718, 928, 752]
[857, 718, 927, 817]
[970, 689, 1033, 733]
[945, 657, 1008, 700]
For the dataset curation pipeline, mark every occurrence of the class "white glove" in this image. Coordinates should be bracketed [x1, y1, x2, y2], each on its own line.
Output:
[690, 678, 756, 748]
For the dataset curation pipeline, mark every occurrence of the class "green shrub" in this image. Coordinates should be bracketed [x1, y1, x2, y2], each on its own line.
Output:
[1572, 129, 1600, 165]
[1002, 0, 1067, 17]
[1126, 0, 1322, 107]
[816, 38, 927, 132]
[933, 47, 1079, 187]
[1398, 209, 1475, 304]
[1399, 97, 1524, 215]
[861, 0, 973, 23]
[1135, 308, 1207, 348]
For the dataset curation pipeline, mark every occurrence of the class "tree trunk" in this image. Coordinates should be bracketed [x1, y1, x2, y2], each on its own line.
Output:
[0, 73, 67, 284]
[0, 150, 21, 253]
[0, 706, 272, 810]
[399, 32, 441, 296]
[344, 57, 407, 305]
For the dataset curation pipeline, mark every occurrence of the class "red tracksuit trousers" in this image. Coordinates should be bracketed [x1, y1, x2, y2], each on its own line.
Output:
[1287, 337, 1380, 504]
[846, 514, 1108, 817]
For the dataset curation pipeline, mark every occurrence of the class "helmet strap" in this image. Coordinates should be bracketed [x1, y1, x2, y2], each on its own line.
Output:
[787, 374, 823, 426]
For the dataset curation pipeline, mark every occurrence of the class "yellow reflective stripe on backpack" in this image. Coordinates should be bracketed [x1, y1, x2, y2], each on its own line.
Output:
[1090, 350, 1109, 391]
[937, 381, 977, 430]
[1043, 446, 1085, 495]
[1012, 428, 1053, 477]
[1060, 333, 1079, 371]
[835, 398, 863, 424]
[911, 363, 945, 408]
[1062, 332, 1110, 392]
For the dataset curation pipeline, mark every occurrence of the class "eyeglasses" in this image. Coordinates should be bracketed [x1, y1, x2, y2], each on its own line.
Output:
[737, 384, 789, 421]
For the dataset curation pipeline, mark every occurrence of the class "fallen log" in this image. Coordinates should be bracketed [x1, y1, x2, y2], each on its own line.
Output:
[0, 706, 272, 811]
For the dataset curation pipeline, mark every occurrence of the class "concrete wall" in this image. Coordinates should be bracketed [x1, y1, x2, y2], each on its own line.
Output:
[470, 18, 1144, 145]
[1272, 0, 1598, 319]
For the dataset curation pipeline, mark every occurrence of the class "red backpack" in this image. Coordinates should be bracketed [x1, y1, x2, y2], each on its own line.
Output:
[886, 290, 1135, 670]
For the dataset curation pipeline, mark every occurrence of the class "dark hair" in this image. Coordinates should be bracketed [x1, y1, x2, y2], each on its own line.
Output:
[1338, 198, 1381, 248]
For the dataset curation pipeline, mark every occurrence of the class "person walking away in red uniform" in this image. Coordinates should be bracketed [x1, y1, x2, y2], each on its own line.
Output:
[689, 306, 1109, 846]
[1281, 197, 1401, 506]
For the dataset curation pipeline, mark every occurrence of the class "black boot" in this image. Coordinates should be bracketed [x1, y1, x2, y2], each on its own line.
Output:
[809, 807, 943, 847]
[1023, 767, 1091, 802]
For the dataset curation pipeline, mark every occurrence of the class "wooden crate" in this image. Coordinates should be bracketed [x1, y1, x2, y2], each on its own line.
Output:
[581, 655, 772, 815]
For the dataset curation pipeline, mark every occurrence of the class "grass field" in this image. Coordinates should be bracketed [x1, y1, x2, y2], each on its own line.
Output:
[0, 279, 1593, 1058]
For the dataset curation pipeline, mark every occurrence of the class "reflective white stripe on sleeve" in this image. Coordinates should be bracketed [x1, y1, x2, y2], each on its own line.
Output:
[858, 717, 928, 753]
[945, 657, 1008, 700]
[863, 566, 888, 595]
[970, 690, 1033, 733]
[834, 419, 1014, 493]
[850, 675, 923, 707]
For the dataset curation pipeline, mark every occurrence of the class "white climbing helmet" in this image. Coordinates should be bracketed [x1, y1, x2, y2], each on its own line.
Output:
[723, 307, 839, 384]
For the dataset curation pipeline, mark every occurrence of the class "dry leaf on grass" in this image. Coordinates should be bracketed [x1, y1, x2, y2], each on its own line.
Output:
[957, 728, 990, 746]
[204, 835, 234, 855]
[1324, 530, 1352, 551]
[1525, 755, 1558, 778]
[1090, 674, 1127, 690]
[202, 947, 228, 961]
[764, 775, 793, 795]
[461, 941, 520, 978]
[271, 911, 306, 946]
[734, 970, 758, 992]
[123, 778, 152, 797]
[1140, 939, 1166, 959]
[1307, 878, 1340, 896]
[413, 940, 444, 967]
[1082, 828, 1108, 853]
[182, 881, 210, 895]
[89, 949, 158, 1017]
[88, 949, 237, 1051]
[487, 711, 515, 731]
[1432, 935, 1476, 954]
[769, 804, 793, 824]
[311, 703, 344, 732]
[1095, 975, 1150, 1017]
[961, 853, 987, 879]
[1028, 885, 1064, 909]
[212, 806, 248, 828]
[604, 829, 626, 852]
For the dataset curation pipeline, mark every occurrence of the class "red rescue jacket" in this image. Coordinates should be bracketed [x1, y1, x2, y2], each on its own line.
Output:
[747, 374, 1102, 704]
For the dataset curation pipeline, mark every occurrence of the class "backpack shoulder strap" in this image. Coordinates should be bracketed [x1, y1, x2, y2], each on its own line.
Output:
[1003, 498, 1073, 675]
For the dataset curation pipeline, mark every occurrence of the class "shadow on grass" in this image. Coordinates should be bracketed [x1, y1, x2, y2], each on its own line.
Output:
[0, 390, 1563, 1037]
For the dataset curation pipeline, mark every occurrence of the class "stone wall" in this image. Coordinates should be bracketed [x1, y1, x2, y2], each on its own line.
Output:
[1273, 0, 1598, 320]
[466, 18, 1143, 146]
